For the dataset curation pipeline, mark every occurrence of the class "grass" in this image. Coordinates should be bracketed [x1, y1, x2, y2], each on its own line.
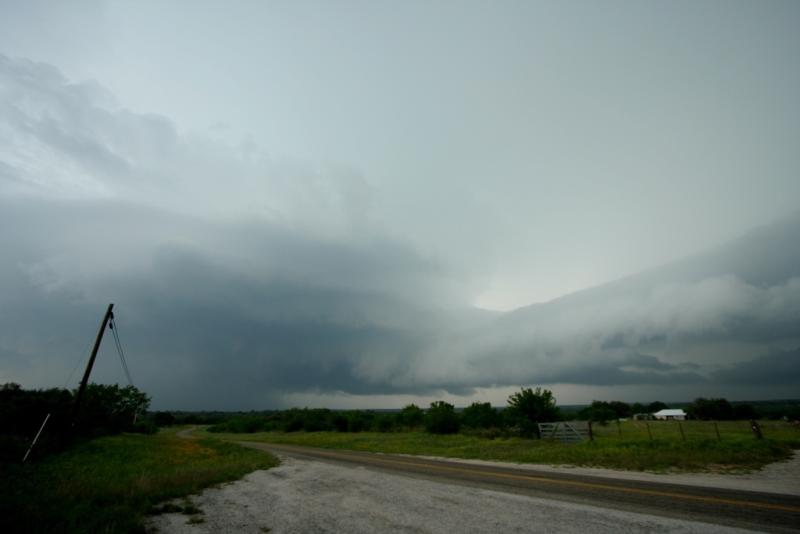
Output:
[590, 419, 799, 442]
[205, 419, 800, 474]
[0, 427, 278, 534]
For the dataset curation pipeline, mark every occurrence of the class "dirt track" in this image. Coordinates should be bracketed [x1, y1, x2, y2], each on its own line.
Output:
[148, 442, 800, 533]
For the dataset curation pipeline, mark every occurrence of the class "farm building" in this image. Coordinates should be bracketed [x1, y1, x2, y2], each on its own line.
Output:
[653, 408, 686, 420]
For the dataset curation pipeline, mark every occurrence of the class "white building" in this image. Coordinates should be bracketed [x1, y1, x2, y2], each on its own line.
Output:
[653, 409, 686, 420]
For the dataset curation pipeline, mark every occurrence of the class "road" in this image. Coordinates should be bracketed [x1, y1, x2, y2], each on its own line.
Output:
[238, 441, 800, 533]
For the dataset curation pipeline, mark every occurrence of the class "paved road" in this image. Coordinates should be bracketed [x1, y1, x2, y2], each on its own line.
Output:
[238, 442, 800, 533]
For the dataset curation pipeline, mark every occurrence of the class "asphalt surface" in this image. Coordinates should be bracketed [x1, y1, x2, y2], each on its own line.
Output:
[238, 442, 800, 533]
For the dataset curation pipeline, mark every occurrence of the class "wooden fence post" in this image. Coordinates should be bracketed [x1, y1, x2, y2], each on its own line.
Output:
[645, 421, 653, 441]
[714, 421, 721, 442]
[587, 420, 594, 442]
[677, 420, 685, 441]
[617, 420, 622, 438]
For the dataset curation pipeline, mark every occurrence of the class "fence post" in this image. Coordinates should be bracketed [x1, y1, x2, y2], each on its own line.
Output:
[713, 421, 721, 442]
[749, 419, 763, 440]
[677, 420, 685, 441]
[587, 420, 594, 442]
[645, 421, 653, 441]
[617, 419, 622, 438]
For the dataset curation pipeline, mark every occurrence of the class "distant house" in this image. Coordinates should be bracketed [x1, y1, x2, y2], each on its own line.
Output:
[653, 409, 686, 421]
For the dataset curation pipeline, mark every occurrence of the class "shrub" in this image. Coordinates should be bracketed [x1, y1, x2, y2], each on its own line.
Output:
[398, 404, 424, 429]
[424, 401, 460, 434]
[687, 398, 734, 420]
[461, 402, 500, 429]
[0, 382, 151, 461]
[153, 411, 177, 427]
[332, 414, 349, 432]
[375, 415, 395, 432]
[505, 387, 561, 438]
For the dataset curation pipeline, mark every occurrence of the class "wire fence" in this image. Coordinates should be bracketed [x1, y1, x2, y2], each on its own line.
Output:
[585, 419, 799, 442]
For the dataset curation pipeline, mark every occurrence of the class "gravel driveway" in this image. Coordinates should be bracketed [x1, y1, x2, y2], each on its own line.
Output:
[147, 454, 776, 534]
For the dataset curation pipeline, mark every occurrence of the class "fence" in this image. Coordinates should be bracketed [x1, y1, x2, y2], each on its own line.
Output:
[538, 421, 592, 442]
[536, 419, 798, 443]
[588, 419, 797, 442]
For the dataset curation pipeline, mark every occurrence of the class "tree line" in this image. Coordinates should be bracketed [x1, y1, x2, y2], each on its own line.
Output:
[570, 397, 787, 423]
[208, 391, 799, 437]
[5, 379, 795, 462]
[209, 387, 562, 437]
[0, 382, 151, 462]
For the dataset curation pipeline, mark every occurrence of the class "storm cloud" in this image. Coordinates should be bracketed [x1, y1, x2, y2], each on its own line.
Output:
[0, 55, 474, 407]
[1, 1, 800, 412]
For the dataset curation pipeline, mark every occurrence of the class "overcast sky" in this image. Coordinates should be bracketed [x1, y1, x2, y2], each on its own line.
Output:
[1, 1, 798, 409]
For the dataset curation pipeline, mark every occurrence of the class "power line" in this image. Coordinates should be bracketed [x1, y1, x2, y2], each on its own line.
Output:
[62, 335, 95, 390]
[108, 314, 141, 425]
[109, 317, 134, 388]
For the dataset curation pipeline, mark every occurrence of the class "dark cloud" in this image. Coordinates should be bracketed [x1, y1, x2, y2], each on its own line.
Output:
[1, 55, 799, 408]
[0, 198, 454, 408]
[714, 347, 800, 386]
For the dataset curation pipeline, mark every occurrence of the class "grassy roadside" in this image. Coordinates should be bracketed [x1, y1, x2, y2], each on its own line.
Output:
[0, 427, 278, 534]
[206, 426, 799, 473]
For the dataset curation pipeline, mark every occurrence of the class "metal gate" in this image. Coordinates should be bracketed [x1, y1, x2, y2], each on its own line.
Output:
[537, 421, 591, 442]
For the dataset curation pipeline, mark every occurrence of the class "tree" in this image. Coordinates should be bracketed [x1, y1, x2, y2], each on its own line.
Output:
[153, 411, 176, 427]
[78, 384, 150, 435]
[461, 402, 500, 429]
[424, 401, 460, 434]
[578, 401, 616, 424]
[608, 401, 631, 419]
[647, 401, 668, 413]
[398, 404, 424, 429]
[733, 403, 758, 420]
[506, 387, 560, 438]
[346, 410, 374, 432]
[687, 398, 734, 420]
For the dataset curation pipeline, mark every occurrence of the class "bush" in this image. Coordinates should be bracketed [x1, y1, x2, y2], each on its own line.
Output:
[505, 387, 561, 438]
[578, 400, 629, 424]
[461, 402, 500, 429]
[348, 411, 376, 432]
[75, 384, 151, 437]
[687, 398, 734, 420]
[424, 401, 460, 434]
[152, 411, 176, 427]
[332, 414, 349, 432]
[131, 420, 158, 434]
[0, 382, 150, 462]
[398, 404, 424, 429]
[376, 414, 395, 432]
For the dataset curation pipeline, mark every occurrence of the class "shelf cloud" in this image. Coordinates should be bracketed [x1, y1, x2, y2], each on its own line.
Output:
[1, 43, 799, 409]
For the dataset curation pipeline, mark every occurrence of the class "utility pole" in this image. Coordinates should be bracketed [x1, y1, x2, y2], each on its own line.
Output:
[71, 303, 114, 427]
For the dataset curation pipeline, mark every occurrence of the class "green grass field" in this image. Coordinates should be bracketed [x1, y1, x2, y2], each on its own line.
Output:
[590, 419, 798, 442]
[0, 428, 278, 534]
[206, 419, 800, 474]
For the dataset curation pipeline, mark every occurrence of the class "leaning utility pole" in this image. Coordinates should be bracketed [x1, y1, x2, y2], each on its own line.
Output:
[71, 303, 114, 427]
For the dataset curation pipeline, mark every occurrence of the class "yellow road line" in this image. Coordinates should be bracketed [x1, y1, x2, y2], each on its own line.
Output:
[261, 444, 800, 514]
